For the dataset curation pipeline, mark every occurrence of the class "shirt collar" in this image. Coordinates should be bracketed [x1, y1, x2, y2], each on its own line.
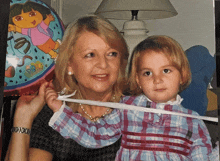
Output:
[146, 94, 183, 106]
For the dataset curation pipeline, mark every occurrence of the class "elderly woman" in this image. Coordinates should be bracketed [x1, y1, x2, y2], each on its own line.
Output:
[6, 15, 129, 161]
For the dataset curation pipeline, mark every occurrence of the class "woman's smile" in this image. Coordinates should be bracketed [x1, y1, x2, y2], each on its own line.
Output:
[92, 74, 109, 81]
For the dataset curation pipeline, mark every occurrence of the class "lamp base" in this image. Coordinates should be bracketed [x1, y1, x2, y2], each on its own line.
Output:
[121, 19, 149, 35]
[121, 20, 148, 75]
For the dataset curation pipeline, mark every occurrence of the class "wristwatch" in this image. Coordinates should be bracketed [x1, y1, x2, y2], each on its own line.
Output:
[11, 127, 31, 135]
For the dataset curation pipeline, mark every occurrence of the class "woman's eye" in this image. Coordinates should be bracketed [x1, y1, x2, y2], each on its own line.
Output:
[29, 11, 36, 17]
[163, 69, 170, 73]
[85, 52, 95, 58]
[14, 16, 23, 21]
[109, 52, 118, 57]
[144, 71, 152, 76]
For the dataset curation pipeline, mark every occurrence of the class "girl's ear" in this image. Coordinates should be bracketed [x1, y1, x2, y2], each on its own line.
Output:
[136, 74, 140, 86]
[180, 75, 183, 85]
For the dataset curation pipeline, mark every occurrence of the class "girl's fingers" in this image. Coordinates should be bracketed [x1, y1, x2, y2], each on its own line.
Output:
[45, 92, 57, 102]
[45, 87, 58, 103]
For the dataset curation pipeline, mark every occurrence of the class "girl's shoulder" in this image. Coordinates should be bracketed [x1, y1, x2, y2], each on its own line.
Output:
[177, 104, 200, 116]
[121, 94, 148, 106]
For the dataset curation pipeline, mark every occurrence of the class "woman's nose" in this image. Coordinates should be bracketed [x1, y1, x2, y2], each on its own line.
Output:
[97, 56, 108, 69]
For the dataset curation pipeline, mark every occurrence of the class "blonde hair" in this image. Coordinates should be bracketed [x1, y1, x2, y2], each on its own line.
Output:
[54, 15, 129, 109]
[128, 35, 191, 95]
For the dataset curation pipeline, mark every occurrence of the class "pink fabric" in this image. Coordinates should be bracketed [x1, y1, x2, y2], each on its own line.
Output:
[22, 21, 50, 46]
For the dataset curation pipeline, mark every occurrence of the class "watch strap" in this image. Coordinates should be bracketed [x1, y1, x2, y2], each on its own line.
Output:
[11, 127, 31, 135]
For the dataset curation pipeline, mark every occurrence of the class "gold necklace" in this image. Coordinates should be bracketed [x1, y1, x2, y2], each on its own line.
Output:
[80, 103, 110, 122]
[78, 90, 113, 122]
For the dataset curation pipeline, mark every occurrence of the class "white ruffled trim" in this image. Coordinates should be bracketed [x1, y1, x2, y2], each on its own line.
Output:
[167, 95, 183, 105]
[146, 95, 183, 115]
[49, 90, 77, 126]
[49, 101, 66, 126]
[146, 94, 183, 106]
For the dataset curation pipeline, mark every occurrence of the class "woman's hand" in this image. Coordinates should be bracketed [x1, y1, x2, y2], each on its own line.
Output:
[45, 81, 63, 113]
[13, 82, 48, 128]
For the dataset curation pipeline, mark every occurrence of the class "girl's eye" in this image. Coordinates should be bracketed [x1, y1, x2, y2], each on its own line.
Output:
[14, 16, 23, 21]
[163, 69, 171, 73]
[85, 52, 95, 58]
[29, 11, 36, 17]
[144, 71, 152, 76]
[108, 52, 118, 57]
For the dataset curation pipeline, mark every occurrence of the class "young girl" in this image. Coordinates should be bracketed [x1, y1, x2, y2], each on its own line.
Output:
[46, 36, 212, 160]
[8, 1, 60, 59]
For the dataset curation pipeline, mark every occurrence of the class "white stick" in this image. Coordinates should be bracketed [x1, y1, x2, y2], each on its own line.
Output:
[57, 96, 218, 123]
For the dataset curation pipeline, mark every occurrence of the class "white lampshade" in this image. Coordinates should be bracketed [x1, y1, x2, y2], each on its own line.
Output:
[95, 0, 178, 20]
[95, 0, 178, 75]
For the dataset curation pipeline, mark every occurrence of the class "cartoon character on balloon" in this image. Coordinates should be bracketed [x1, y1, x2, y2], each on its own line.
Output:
[5, 0, 64, 96]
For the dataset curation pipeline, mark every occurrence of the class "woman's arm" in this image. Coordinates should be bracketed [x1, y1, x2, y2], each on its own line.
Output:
[5, 147, 53, 161]
[5, 82, 49, 161]
[49, 104, 122, 148]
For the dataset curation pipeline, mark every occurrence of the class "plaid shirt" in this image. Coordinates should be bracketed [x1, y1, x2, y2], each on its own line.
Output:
[49, 95, 212, 161]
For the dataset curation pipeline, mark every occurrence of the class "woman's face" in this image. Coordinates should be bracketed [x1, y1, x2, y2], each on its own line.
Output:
[68, 31, 121, 95]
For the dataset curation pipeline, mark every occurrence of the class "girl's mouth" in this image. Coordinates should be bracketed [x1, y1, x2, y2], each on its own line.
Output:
[32, 20, 36, 25]
[155, 88, 166, 92]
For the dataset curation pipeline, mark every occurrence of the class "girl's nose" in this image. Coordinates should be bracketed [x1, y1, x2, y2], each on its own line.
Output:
[153, 74, 163, 84]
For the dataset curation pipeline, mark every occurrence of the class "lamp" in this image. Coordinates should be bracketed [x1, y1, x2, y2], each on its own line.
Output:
[95, 0, 178, 20]
[95, 0, 178, 71]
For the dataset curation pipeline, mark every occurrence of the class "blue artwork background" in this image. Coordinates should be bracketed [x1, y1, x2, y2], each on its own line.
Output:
[5, 0, 64, 94]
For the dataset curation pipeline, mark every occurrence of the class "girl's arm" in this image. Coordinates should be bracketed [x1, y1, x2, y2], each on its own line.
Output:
[49, 104, 122, 148]
[189, 119, 212, 161]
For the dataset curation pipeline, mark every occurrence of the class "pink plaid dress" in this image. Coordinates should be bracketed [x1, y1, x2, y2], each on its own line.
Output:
[49, 94, 212, 161]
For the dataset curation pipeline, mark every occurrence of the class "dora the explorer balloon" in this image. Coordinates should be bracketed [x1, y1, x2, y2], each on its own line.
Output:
[8, 1, 60, 59]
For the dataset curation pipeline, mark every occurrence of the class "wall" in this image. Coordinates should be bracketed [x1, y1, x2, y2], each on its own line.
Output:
[42, 0, 216, 56]
[110, 0, 216, 56]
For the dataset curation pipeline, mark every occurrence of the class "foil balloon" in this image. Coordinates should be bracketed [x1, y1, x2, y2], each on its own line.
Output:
[4, 0, 64, 96]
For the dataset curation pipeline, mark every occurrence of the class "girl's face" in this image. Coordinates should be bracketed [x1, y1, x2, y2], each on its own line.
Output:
[136, 51, 182, 103]
[68, 31, 121, 96]
[12, 9, 43, 28]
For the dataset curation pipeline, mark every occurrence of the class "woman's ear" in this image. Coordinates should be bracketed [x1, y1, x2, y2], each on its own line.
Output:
[67, 65, 74, 75]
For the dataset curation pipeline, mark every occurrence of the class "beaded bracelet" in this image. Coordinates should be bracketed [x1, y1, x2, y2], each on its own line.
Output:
[11, 127, 31, 135]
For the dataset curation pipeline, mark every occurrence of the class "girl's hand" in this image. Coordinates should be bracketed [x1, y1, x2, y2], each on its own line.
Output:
[45, 81, 62, 113]
[13, 82, 48, 128]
